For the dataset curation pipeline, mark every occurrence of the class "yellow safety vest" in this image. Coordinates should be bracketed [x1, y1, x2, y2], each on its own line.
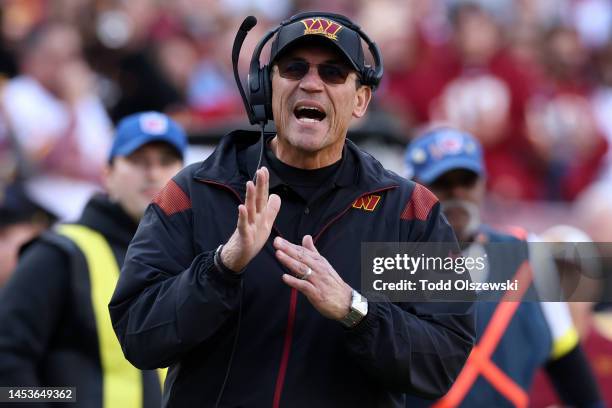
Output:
[57, 224, 166, 408]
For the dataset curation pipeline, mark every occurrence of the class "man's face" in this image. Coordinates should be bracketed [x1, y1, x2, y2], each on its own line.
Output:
[104, 142, 183, 221]
[427, 169, 485, 242]
[270, 43, 371, 167]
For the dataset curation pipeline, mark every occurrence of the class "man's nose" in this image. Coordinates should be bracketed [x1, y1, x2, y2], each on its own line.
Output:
[299, 66, 325, 92]
[450, 184, 468, 199]
[144, 161, 167, 182]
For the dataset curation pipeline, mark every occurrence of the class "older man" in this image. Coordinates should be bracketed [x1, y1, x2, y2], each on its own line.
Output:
[110, 13, 474, 407]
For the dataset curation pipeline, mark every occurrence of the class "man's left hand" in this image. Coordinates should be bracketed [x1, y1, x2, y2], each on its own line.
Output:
[274, 235, 351, 320]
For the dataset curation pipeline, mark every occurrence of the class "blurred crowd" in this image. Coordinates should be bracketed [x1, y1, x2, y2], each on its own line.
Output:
[1, 0, 612, 405]
[1, 0, 612, 215]
[1, 0, 612, 193]
[1, 0, 612, 242]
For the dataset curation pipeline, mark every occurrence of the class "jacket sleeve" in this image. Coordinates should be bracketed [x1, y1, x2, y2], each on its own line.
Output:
[545, 343, 604, 408]
[109, 178, 243, 370]
[0, 241, 70, 392]
[344, 185, 475, 398]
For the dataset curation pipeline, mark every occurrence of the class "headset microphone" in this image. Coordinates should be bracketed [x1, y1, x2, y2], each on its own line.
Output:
[231, 15, 267, 181]
[232, 16, 258, 125]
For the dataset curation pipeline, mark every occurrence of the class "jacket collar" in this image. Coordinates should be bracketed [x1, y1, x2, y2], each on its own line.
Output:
[253, 136, 355, 190]
[78, 194, 139, 247]
[193, 130, 399, 198]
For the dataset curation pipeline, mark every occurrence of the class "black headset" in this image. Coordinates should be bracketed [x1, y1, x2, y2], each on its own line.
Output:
[232, 12, 384, 126]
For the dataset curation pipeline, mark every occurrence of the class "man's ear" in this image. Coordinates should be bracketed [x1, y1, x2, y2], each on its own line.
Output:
[352, 85, 372, 119]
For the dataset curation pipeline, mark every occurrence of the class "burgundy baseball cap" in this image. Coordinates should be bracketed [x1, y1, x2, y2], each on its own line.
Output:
[269, 13, 366, 73]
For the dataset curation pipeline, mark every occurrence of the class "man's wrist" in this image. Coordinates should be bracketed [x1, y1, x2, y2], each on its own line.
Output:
[215, 245, 244, 275]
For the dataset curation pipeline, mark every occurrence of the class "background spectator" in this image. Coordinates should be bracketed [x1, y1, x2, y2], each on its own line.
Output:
[2, 21, 113, 220]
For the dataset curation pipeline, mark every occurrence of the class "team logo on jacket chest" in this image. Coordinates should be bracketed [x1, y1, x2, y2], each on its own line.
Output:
[352, 194, 381, 212]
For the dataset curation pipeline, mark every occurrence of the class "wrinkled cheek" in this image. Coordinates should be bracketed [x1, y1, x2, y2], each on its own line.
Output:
[273, 96, 289, 131]
[330, 110, 349, 138]
[278, 105, 289, 131]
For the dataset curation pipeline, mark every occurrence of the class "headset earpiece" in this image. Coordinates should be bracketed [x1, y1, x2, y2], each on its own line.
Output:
[247, 64, 272, 124]
[247, 26, 279, 125]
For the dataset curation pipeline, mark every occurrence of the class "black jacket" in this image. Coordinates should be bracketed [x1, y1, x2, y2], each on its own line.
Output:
[110, 131, 475, 407]
[0, 195, 162, 407]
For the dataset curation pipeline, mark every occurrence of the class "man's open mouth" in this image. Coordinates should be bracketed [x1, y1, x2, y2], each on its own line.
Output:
[294, 105, 326, 123]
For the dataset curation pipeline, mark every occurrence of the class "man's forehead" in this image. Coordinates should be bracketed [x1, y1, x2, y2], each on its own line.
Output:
[124, 141, 182, 159]
[134, 141, 178, 153]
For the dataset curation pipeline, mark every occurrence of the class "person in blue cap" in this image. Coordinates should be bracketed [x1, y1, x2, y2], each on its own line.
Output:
[404, 127, 487, 244]
[0, 112, 186, 407]
[404, 126, 603, 408]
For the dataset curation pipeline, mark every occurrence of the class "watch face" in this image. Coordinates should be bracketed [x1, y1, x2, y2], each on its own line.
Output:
[351, 290, 368, 316]
[340, 290, 368, 328]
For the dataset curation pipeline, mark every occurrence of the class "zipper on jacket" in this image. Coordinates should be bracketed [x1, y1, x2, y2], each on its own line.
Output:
[198, 178, 399, 408]
[272, 185, 398, 408]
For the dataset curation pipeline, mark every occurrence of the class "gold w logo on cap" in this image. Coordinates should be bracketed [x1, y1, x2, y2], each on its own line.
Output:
[300, 18, 343, 41]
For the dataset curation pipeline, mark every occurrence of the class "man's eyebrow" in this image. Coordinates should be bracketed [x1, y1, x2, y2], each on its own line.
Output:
[323, 58, 346, 64]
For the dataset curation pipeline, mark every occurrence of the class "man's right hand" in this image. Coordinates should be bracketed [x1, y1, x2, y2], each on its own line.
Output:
[220, 167, 281, 272]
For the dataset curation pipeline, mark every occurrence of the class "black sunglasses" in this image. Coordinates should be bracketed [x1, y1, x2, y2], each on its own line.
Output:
[276, 59, 354, 85]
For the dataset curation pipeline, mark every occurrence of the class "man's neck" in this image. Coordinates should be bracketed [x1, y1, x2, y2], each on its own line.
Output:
[269, 136, 343, 170]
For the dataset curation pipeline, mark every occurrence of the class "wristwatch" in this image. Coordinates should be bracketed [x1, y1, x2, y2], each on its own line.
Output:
[339, 289, 368, 328]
